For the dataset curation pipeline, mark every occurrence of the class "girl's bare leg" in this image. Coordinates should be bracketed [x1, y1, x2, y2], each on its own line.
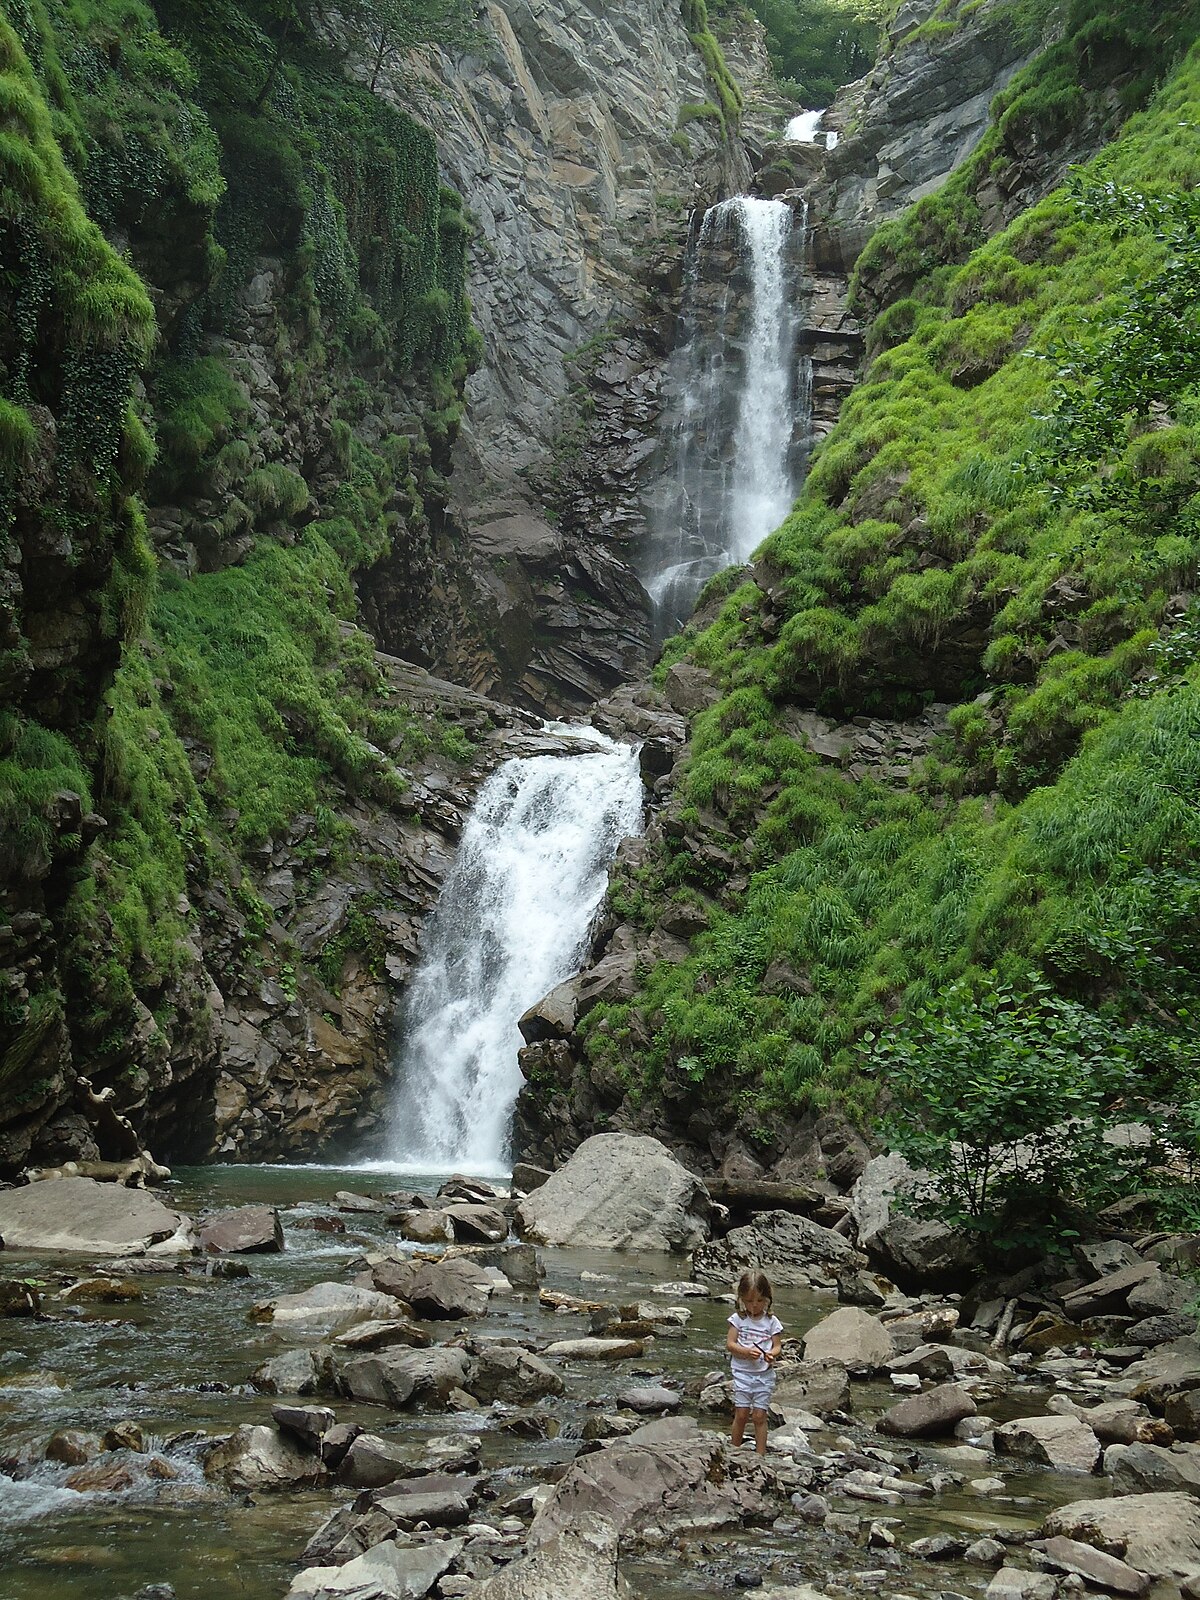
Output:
[732, 1405, 750, 1447]
[752, 1407, 768, 1454]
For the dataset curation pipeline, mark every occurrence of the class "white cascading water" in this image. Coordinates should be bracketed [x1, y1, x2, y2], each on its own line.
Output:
[386, 732, 643, 1173]
[786, 108, 839, 149]
[643, 195, 808, 631]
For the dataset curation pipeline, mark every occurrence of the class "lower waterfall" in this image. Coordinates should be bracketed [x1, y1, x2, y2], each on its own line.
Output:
[385, 732, 644, 1173]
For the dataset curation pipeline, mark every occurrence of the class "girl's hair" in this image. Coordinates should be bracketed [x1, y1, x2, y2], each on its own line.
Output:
[736, 1269, 773, 1312]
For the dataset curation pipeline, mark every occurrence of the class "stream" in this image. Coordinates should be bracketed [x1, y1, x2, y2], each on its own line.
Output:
[0, 1165, 1107, 1600]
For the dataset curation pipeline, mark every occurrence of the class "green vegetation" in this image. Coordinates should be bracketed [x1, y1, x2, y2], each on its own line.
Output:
[681, 0, 744, 130]
[589, 25, 1200, 1181]
[712, 0, 884, 104]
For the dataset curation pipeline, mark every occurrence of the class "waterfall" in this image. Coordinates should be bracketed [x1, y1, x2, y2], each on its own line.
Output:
[642, 195, 809, 634]
[786, 108, 838, 150]
[385, 732, 643, 1174]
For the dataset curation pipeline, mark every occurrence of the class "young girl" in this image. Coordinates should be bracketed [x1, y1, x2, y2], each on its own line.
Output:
[726, 1269, 783, 1454]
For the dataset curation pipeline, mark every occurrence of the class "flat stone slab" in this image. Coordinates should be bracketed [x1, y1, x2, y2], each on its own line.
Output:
[0, 1177, 185, 1253]
[542, 1338, 645, 1361]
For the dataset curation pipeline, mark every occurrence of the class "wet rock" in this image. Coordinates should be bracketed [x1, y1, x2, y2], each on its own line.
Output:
[530, 1419, 758, 1545]
[616, 1385, 682, 1414]
[336, 1346, 475, 1409]
[0, 1280, 41, 1315]
[199, 1205, 283, 1254]
[469, 1518, 630, 1600]
[469, 1344, 564, 1404]
[438, 1176, 502, 1205]
[694, 1210, 858, 1285]
[204, 1424, 328, 1491]
[253, 1282, 405, 1336]
[0, 1177, 186, 1253]
[511, 1163, 552, 1194]
[64, 1459, 137, 1492]
[251, 1346, 334, 1396]
[987, 1570, 1057, 1600]
[335, 1191, 385, 1213]
[1036, 1535, 1149, 1596]
[333, 1318, 432, 1353]
[877, 1383, 977, 1439]
[454, 1243, 541, 1290]
[286, 1539, 462, 1600]
[850, 1154, 977, 1289]
[47, 1428, 100, 1465]
[1103, 1440, 1200, 1494]
[370, 1257, 494, 1319]
[374, 1485, 473, 1529]
[319, 1423, 361, 1468]
[542, 1337, 645, 1361]
[1044, 1492, 1200, 1579]
[444, 1204, 509, 1244]
[400, 1210, 455, 1244]
[336, 1433, 416, 1489]
[775, 1360, 851, 1416]
[995, 1414, 1101, 1473]
[966, 1539, 1007, 1567]
[60, 1276, 143, 1303]
[272, 1404, 337, 1453]
[102, 1422, 144, 1453]
[516, 1133, 711, 1253]
[802, 1307, 892, 1372]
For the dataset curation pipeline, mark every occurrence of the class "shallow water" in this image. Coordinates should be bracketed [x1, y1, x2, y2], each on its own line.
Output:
[0, 1166, 1105, 1600]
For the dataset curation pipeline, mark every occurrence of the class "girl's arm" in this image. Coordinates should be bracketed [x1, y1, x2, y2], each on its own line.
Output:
[726, 1323, 746, 1354]
[763, 1333, 783, 1363]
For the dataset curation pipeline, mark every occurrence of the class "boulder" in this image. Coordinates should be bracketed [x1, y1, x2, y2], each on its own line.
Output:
[205, 1424, 328, 1491]
[515, 1134, 711, 1253]
[774, 1360, 851, 1416]
[1104, 1441, 1200, 1494]
[0, 1177, 186, 1253]
[877, 1383, 977, 1439]
[693, 1210, 857, 1285]
[530, 1419, 758, 1545]
[336, 1346, 475, 1409]
[542, 1337, 644, 1361]
[199, 1205, 283, 1254]
[271, 1404, 336, 1453]
[1044, 1492, 1200, 1579]
[511, 1162, 552, 1194]
[617, 1385, 682, 1414]
[444, 1204, 509, 1244]
[286, 1540, 462, 1600]
[1037, 1535, 1149, 1596]
[373, 1486, 472, 1530]
[802, 1308, 892, 1372]
[336, 1432, 414, 1489]
[887, 1342, 1007, 1382]
[469, 1344, 564, 1404]
[986, 1571, 1056, 1600]
[253, 1282, 404, 1336]
[252, 1347, 333, 1396]
[370, 1257, 493, 1319]
[333, 1318, 431, 1353]
[1123, 1336, 1200, 1407]
[46, 1428, 100, 1465]
[399, 1210, 454, 1244]
[994, 1414, 1101, 1473]
[850, 1154, 977, 1290]
[1062, 1262, 1161, 1321]
[468, 1518, 631, 1600]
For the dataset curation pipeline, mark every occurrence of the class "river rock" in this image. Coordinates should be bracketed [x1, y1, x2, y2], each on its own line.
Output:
[542, 1337, 644, 1361]
[253, 1282, 405, 1336]
[469, 1344, 564, 1403]
[438, 1175, 502, 1205]
[336, 1346, 475, 1408]
[336, 1433, 413, 1489]
[64, 1459, 137, 1492]
[694, 1210, 858, 1285]
[0, 1177, 186, 1254]
[286, 1539, 462, 1600]
[1062, 1262, 1161, 1320]
[877, 1382, 977, 1438]
[850, 1154, 977, 1289]
[444, 1204, 509, 1243]
[252, 1346, 334, 1396]
[802, 1307, 892, 1371]
[1103, 1440, 1200, 1494]
[333, 1318, 431, 1352]
[399, 1210, 454, 1244]
[373, 1486, 472, 1530]
[986, 1571, 1057, 1600]
[272, 1404, 336, 1453]
[775, 1360, 851, 1416]
[529, 1418, 756, 1545]
[1044, 1492, 1200, 1579]
[617, 1385, 683, 1414]
[1123, 1336, 1200, 1406]
[453, 1242, 541, 1289]
[511, 1162, 552, 1194]
[46, 1428, 100, 1465]
[205, 1424, 328, 1491]
[516, 1133, 711, 1252]
[369, 1257, 494, 1318]
[468, 1518, 631, 1600]
[994, 1414, 1102, 1472]
[1037, 1535, 1150, 1596]
[199, 1205, 283, 1254]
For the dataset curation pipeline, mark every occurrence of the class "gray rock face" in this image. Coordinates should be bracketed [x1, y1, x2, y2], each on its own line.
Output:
[0, 1177, 186, 1254]
[1044, 1492, 1200, 1580]
[516, 1133, 711, 1252]
[693, 1209, 857, 1285]
[850, 1154, 977, 1290]
[802, 1308, 892, 1371]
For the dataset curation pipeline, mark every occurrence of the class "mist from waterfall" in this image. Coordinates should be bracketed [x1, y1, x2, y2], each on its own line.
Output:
[641, 195, 810, 634]
[385, 733, 643, 1174]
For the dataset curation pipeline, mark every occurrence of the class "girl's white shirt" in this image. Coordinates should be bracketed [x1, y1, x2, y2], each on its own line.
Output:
[728, 1310, 784, 1373]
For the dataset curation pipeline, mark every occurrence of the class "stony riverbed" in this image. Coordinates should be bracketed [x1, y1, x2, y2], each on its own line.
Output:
[3, 1160, 1200, 1600]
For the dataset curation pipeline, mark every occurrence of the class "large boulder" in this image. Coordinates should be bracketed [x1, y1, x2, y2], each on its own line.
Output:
[336, 1347, 475, 1409]
[529, 1418, 763, 1545]
[850, 1154, 977, 1290]
[877, 1382, 977, 1438]
[515, 1134, 711, 1253]
[1044, 1493, 1200, 1580]
[199, 1205, 283, 1254]
[1104, 1441, 1200, 1494]
[0, 1177, 186, 1254]
[470, 1518, 631, 1600]
[469, 1344, 564, 1404]
[370, 1257, 493, 1319]
[693, 1210, 859, 1286]
[205, 1425, 328, 1491]
[994, 1414, 1101, 1473]
[286, 1540, 462, 1600]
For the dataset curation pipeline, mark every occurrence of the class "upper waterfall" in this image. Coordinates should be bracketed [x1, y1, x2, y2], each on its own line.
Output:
[641, 195, 811, 634]
[385, 732, 644, 1174]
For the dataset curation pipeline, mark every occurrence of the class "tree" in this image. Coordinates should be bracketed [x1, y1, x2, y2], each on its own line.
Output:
[362, 0, 481, 91]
